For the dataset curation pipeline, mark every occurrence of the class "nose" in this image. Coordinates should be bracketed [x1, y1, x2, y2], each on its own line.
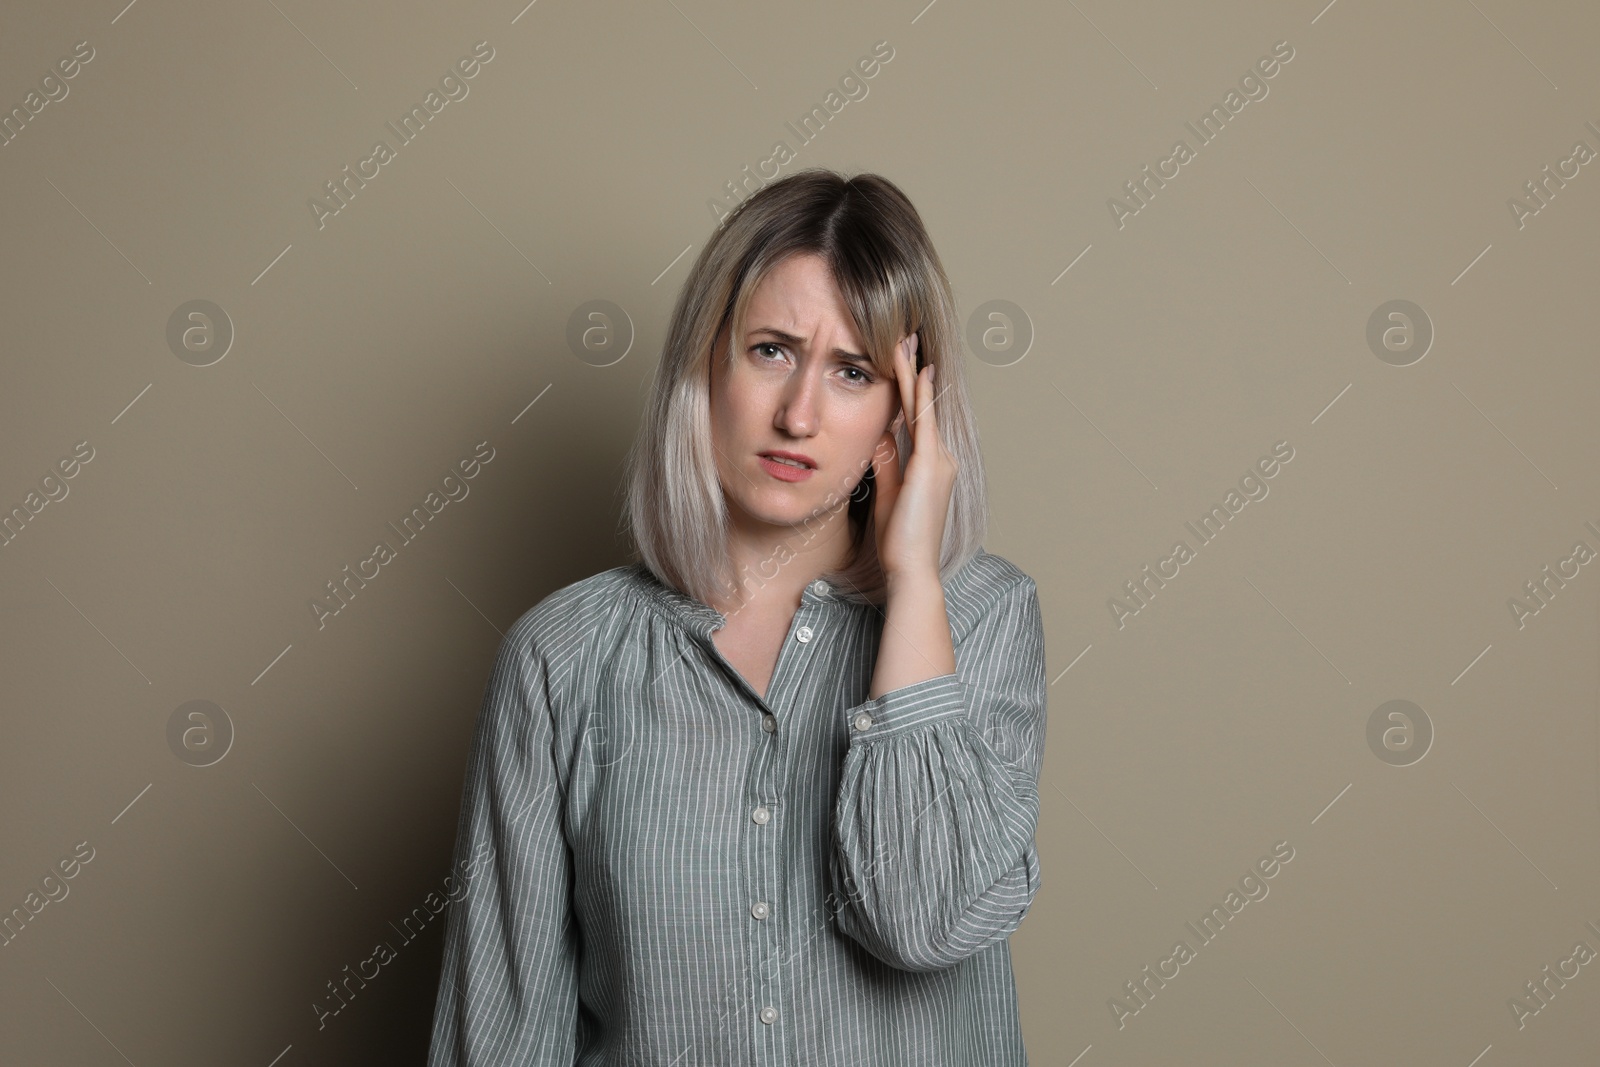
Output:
[774, 364, 821, 437]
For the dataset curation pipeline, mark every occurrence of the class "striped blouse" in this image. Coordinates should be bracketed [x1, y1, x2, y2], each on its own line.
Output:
[426, 548, 1048, 1066]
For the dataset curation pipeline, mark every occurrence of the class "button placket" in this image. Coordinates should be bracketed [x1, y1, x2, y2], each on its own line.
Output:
[744, 589, 833, 1058]
[761, 592, 826, 715]
[747, 782, 781, 1040]
[746, 696, 784, 1055]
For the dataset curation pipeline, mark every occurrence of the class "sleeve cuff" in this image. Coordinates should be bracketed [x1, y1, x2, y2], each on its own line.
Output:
[844, 673, 966, 742]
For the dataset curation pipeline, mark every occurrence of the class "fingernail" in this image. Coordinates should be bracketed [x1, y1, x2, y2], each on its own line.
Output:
[928, 364, 936, 381]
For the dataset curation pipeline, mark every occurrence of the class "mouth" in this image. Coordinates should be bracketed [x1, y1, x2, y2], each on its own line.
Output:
[758, 450, 816, 470]
[758, 450, 817, 482]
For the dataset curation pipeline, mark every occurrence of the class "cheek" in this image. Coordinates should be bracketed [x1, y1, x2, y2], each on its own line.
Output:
[708, 365, 740, 426]
[730, 372, 782, 426]
[838, 418, 891, 474]
[710, 371, 765, 447]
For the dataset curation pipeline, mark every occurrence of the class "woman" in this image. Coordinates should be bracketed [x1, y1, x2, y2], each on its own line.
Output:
[427, 169, 1048, 1065]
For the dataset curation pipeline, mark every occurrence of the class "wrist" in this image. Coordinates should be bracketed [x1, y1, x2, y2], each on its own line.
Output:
[883, 565, 942, 597]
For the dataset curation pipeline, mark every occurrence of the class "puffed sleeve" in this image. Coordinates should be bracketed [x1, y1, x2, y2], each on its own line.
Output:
[829, 573, 1047, 973]
[427, 619, 582, 1065]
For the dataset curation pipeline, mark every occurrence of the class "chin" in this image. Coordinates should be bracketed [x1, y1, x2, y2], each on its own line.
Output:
[734, 490, 831, 528]
[747, 500, 821, 528]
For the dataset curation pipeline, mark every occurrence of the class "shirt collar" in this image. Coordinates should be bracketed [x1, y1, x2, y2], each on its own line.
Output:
[625, 561, 844, 637]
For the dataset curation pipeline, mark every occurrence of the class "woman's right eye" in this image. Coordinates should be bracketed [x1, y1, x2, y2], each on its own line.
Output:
[751, 343, 784, 360]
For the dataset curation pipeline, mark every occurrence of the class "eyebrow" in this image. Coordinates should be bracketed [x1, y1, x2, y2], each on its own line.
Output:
[747, 327, 871, 365]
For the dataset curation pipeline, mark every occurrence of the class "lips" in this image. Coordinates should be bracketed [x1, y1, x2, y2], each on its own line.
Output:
[758, 450, 816, 469]
[757, 450, 817, 483]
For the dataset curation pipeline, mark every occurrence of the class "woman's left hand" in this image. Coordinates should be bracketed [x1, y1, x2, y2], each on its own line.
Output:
[870, 332, 958, 582]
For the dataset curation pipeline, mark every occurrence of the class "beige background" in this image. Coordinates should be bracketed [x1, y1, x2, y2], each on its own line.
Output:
[2, 0, 1597, 1063]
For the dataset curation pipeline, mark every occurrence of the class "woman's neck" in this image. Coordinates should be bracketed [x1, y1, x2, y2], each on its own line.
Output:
[713, 508, 856, 613]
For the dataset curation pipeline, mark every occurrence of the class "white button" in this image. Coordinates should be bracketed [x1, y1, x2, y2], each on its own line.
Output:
[759, 1006, 778, 1025]
[810, 580, 829, 596]
[795, 625, 813, 643]
[751, 900, 770, 920]
[853, 712, 873, 732]
[751, 806, 771, 825]
[761, 713, 777, 733]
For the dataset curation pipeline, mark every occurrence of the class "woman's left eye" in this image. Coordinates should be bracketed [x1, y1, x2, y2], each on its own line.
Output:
[841, 366, 874, 385]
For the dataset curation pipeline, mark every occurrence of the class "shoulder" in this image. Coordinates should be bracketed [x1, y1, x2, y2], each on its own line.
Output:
[941, 549, 1040, 643]
[498, 563, 646, 684]
[944, 553, 1046, 688]
[945, 548, 1036, 609]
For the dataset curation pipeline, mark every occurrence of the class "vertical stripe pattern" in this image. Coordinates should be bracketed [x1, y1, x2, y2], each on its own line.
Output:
[427, 549, 1047, 1066]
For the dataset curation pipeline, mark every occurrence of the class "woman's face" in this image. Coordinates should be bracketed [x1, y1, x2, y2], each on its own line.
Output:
[709, 252, 899, 535]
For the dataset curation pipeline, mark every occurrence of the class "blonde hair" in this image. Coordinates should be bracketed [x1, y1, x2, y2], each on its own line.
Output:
[619, 167, 988, 610]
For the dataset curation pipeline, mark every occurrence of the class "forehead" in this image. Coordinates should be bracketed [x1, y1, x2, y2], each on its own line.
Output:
[742, 254, 862, 343]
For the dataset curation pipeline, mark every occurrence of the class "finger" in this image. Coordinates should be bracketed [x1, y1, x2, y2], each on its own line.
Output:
[892, 336, 917, 437]
[870, 428, 902, 529]
[906, 333, 921, 411]
[912, 360, 937, 456]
